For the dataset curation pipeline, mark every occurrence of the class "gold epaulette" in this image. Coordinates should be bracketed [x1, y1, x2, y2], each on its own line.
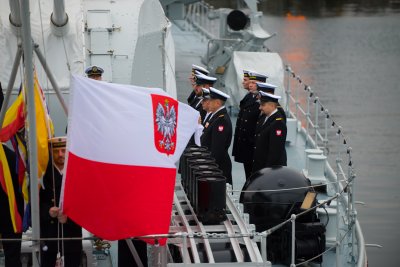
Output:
[276, 118, 283, 121]
[218, 114, 224, 118]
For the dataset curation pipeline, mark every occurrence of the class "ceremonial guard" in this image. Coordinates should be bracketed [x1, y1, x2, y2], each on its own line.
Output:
[0, 87, 23, 267]
[85, 65, 104, 80]
[190, 72, 217, 123]
[252, 91, 287, 174]
[200, 87, 233, 184]
[187, 64, 209, 105]
[256, 81, 287, 122]
[232, 70, 264, 179]
[40, 137, 82, 267]
[200, 88, 212, 126]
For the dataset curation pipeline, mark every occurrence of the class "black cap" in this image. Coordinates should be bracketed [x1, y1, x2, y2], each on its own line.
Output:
[85, 65, 104, 76]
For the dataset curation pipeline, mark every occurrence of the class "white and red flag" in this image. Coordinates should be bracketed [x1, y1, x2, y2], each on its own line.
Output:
[61, 75, 199, 243]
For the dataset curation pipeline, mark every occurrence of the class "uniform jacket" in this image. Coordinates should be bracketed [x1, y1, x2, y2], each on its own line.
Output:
[252, 111, 287, 173]
[0, 145, 24, 234]
[187, 90, 196, 105]
[200, 107, 233, 184]
[40, 162, 82, 253]
[232, 92, 260, 163]
[277, 103, 287, 122]
[190, 96, 207, 123]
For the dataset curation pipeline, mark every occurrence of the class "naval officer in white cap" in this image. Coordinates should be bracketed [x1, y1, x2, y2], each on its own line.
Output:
[200, 87, 233, 185]
[85, 65, 104, 80]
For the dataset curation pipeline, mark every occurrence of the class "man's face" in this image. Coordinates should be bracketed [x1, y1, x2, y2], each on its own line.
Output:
[248, 80, 258, 91]
[189, 74, 195, 87]
[89, 74, 102, 81]
[242, 77, 250, 90]
[201, 99, 210, 111]
[52, 147, 66, 167]
[259, 101, 275, 116]
[194, 84, 203, 95]
[209, 99, 222, 112]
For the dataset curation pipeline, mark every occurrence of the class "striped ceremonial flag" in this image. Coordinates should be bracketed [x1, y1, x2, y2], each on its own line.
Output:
[61, 75, 200, 243]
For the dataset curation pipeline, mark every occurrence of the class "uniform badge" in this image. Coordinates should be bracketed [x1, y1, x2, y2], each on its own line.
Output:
[218, 125, 224, 132]
[276, 129, 282, 136]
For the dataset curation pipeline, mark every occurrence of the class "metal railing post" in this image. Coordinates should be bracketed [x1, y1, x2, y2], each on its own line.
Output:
[324, 109, 329, 154]
[305, 86, 311, 147]
[285, 65, 291, 117]
[314, 97, 319, 143]
[290, 214, 296, 267]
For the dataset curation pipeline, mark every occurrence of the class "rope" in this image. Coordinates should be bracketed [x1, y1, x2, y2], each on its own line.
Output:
[229, 178, 347, 193]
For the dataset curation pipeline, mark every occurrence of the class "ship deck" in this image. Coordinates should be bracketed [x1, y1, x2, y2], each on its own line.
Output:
[172, 21, 343, 267]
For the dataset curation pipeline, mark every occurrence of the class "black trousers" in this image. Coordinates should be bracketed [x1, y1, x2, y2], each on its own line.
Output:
[118, 239, 148, 267]
[40, 250, 82, 267]
[1, 232, 22, 267]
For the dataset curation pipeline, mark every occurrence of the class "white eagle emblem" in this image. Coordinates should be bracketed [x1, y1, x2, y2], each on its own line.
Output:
[155, 101, 177, 151]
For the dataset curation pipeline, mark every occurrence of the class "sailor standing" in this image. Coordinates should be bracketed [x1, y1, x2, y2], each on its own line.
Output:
[252, 92, 287, 174]
[200, 88, 212, 126]
[40, 137, 82, 267]
[232, 70, 264, 179]
[187, 64, 209, 105]
[85, 65, 104, 80]
[190, 72, 217, 123]
[0, 86, 23, 267]
[200, 87, 233, 184]
[255, 81, 287, 122]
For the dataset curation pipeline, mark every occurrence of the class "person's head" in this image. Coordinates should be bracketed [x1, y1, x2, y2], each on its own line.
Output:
[200, 88, 211, 111]
[248, 71, 268, 92]
[259, 91, 281, 116]
[242, 70, 250, 90]
[49, 136, 67, 170]
[190, 65, 209, 86]
[208, 87, 230, 112]
[256, 82, 278, 99]
[194, 73, 217, 96]
[85, 65, 104, 80]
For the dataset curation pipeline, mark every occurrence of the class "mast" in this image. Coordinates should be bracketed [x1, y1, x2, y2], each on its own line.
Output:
[19, 0, 41, 266]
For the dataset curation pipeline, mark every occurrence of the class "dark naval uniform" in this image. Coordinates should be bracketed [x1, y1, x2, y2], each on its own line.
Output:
[40, 162, 82, 267]
[232, 92, 260, 178]
[252, 111, 287, 174]
[201, 107, 233, 184]
[0, 145, 23, 267]
[187, 90, 196, 106]
[190, 96, 207, 123]
[277, 103, 287, 122]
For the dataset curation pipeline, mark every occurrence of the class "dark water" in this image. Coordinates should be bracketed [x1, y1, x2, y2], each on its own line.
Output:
[208, 1, 400, 266]
[264, 3, 400, 267]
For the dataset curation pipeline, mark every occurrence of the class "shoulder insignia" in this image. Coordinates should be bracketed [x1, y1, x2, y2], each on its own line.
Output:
[218, 114, 225, 118]
[276, 118, 283, 121]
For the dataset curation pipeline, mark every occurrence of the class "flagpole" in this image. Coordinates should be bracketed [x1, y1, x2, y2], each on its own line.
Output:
[33, 44, 68, 116]
[20, 0, 41, 266]
[0, 46, 22, 127]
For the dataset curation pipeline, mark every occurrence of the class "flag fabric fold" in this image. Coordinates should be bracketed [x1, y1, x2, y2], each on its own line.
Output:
[61, 75, 199, 242]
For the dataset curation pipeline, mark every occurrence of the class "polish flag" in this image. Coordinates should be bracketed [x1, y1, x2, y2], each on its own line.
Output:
[61, 75, 199, 243]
